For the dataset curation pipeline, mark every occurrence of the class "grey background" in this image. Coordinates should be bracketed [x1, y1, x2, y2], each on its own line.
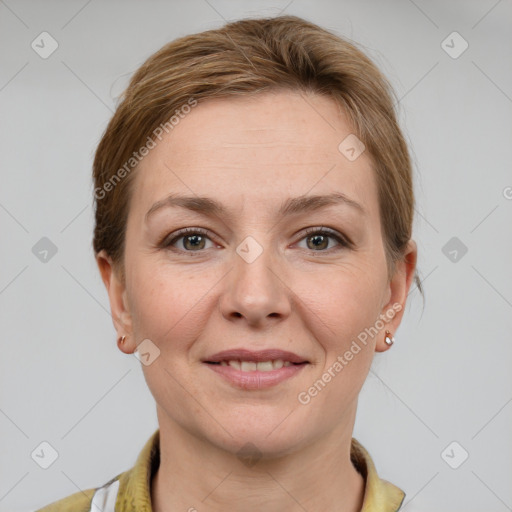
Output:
[1, 1, 511, 511]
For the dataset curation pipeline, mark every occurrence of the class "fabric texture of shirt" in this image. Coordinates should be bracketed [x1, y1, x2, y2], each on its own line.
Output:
[35, 429, 406, 511]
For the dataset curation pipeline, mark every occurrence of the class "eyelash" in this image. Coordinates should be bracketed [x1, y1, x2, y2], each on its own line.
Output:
[159, 226, 351, 255]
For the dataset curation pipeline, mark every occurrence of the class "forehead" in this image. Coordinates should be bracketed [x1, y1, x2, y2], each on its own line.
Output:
[130, 90, 379, 224]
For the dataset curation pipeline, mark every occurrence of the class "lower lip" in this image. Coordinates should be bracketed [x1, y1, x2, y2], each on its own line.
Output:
[203, 363, 308, 390]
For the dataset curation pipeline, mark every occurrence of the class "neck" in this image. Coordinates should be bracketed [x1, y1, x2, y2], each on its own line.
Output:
[151, 404, 365, 512]
[151, 408, 365, 512]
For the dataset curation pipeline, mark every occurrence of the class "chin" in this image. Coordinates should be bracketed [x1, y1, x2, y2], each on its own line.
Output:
[204, 417, 312, 460]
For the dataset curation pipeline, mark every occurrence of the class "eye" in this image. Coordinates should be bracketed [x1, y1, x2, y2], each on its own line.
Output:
[159, 226, 351, 255]
[161, 228, 215, 253]
[296, 227, 350, 252]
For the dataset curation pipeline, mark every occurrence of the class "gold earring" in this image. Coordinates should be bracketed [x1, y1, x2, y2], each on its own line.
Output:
[384, 330, 394, 346]
[118, 335, 126, 345]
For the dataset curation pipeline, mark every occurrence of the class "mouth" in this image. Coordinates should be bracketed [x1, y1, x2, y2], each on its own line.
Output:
[202, 349, 310, 389]
[205, 359, 307, 372]
[203, 348, 309, 368]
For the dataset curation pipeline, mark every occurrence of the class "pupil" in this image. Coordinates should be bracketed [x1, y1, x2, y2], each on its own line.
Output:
[186, 235, 204, 250]
[309, 234, 327, 250]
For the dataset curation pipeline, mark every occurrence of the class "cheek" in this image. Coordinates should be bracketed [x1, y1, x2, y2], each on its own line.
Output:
[301, 260, 384, 348]
[127, 258, 211, 350]
[296, 270, 382, 411]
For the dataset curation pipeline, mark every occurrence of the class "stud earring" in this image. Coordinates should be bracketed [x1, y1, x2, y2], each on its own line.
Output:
[384, 330, 395, 346]
[118, 335, 126, 346]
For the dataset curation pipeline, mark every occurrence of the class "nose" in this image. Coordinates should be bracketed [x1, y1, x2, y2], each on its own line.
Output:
[219, 240, 292, 328]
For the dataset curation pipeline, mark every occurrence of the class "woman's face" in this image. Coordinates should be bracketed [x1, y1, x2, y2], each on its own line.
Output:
[99, 90, 416, 456]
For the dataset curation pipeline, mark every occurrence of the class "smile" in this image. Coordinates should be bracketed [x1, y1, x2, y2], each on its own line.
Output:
[202, 348, 310, 389]
[208, 359, 297, 372]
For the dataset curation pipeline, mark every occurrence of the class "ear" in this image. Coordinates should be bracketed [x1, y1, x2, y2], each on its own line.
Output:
[375, 240, 418, 353]
[96, 249, 136, 354]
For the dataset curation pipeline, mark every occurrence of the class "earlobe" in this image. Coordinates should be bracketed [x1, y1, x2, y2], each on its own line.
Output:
[375, 329, 396, 353]
[384, 330, 395, 346]
[116, 333, 135, 355]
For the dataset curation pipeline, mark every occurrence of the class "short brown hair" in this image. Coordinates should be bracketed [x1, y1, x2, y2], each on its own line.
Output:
[92, 15, 422, 296]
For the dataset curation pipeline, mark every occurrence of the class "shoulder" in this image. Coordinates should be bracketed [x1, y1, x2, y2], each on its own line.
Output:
[35, 429, 159, 512]
[350, 437, 406, 512]
[35, 487, 96, 512]
[35, 472, 124, 512]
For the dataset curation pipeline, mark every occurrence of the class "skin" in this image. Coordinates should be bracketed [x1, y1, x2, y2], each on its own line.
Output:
[97, 90, 417, 512]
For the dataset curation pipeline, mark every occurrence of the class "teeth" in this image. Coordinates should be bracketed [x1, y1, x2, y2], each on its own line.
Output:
[219, 359, 296, 372]
[241, 361, 257, 371]
[256, 361, 273, 371]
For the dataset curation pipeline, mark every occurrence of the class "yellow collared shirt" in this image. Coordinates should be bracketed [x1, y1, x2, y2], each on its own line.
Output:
[36, 429, 405, 511]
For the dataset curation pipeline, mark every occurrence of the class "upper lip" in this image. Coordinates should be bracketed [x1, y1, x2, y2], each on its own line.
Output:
[203, 349, 309, 364]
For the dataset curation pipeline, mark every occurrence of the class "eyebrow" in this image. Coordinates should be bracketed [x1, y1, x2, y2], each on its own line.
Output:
[145, 192, 366, 222]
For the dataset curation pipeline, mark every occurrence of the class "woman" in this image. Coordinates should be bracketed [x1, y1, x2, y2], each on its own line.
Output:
[38, 14, 421, 512]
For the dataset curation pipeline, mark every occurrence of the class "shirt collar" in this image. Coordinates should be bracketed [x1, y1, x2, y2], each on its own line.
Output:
[116, 429, 405, 512]
[350, 437, 406, 511]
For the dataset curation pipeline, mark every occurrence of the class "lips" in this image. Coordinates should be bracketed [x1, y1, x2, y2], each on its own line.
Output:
[203, 348, 309, 390]
[202, 349, 309, 391]
[203, 349, 309, 365]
